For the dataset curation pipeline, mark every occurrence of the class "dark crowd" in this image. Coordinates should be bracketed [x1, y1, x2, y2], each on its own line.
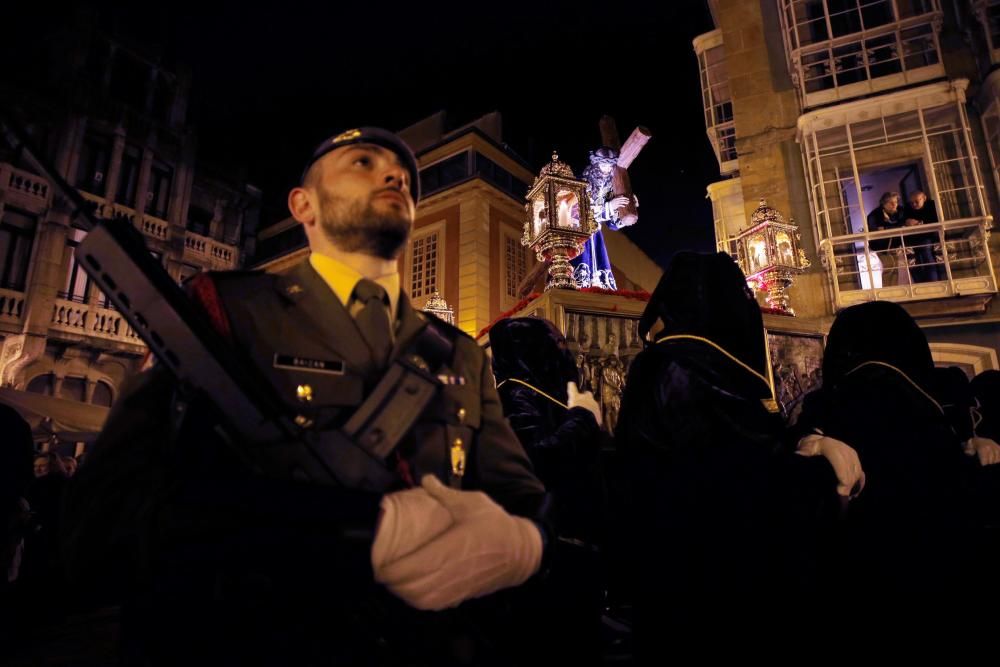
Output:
[4, 251, 999, 664]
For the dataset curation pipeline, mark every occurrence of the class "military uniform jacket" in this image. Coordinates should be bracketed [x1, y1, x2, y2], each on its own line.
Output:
[205, 259, 546, 516]
[61, 260, 549, 665]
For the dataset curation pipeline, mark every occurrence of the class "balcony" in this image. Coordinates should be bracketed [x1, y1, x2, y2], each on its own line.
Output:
[107, 202, 169, 241]
[50, 297, 144, 348]
[779, 1, 944, 109]
[0, 286, 26, 329]
[820, 218, 997, 308]
[183, 231, 239, 269]
[0, 162, 51, 214]
[693, 30, 739, 175]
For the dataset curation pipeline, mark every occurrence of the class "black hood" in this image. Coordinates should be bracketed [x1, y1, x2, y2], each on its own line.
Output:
[823, 301, 933, 391]
[490, 317, 579, 401]
[639, 251, 768, 380]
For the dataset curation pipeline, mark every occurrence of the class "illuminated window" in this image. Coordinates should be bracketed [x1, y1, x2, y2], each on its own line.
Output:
[505, 234, 529, 299]
[410, 231, 439, 299]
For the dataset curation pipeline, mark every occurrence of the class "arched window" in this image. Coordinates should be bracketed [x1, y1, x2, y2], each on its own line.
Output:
[92, 381, 113, 407]
[26, 373, 53, 395]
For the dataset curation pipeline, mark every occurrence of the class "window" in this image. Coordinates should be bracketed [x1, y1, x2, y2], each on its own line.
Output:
[700, 41, 732, 127]
[504, 234, 529, 299]
[694, 31, 738, 173]
[419, 154, 470, 197]
[410, 231, 439, 299]
[92, 381, 113, 407]
[800, 84, 995, 305]
[147, 161, 172, 219]
[783, 0, 935, 49]
[0, 209, 37, 291]
[59, 376, 87, 403]
[186, 205, 213, 236]
[116, 145, 141, 207]
[26, 373, 53, 396]
[75, 133, 112, 197]
[474, 153, 531, 201]
[780, 0, 942, 107]
[62, 229, 111, 307]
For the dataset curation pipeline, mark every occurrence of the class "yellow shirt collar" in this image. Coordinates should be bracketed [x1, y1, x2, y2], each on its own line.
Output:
[309, 252, 400, 322]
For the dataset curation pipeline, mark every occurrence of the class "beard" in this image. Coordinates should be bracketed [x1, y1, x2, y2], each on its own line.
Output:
[315, 188, 412, 259]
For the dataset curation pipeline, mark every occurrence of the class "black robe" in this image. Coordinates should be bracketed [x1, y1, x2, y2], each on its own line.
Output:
[614, 252, 839, 648]
[801, 302, 973, 607]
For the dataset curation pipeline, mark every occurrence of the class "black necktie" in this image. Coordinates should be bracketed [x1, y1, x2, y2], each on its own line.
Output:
[353, 279, 392, 366]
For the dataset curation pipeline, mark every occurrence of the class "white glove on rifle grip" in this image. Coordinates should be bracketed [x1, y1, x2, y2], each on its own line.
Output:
[373, 475, 543, 611]
[567, 381, 602, 426]
[797, 433, 866, 499]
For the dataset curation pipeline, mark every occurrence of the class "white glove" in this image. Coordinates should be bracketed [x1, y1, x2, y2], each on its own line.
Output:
[797, 433, 866, 499]
[966, 437, 1000, 467]
[567, 381, 602, 426]
[372, 485, 454, 573]
[374, 475, 543, 611]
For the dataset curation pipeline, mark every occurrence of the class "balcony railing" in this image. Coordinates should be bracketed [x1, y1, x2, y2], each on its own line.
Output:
[820, 218, 996, 308]
[0, 286, 26, 325]
[0, 162, 51, 213]
[50, 297, 144, 346]
[184, 231, 239, 268]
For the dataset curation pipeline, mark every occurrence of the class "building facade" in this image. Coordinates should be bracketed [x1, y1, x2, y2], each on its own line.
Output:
[698, 0, 1000, 374]
[0, 17, 258, 440]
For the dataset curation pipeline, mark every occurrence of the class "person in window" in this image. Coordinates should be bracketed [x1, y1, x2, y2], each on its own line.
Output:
[866, 191, 906, 285]
[902, 189, 942, 282]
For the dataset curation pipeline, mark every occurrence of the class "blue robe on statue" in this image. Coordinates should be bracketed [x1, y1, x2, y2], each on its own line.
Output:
[571, 147, 637, 290]
[572, 225, 618, 291]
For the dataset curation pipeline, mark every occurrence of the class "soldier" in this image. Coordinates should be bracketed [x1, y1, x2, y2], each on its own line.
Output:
[63, 128, 551, 666]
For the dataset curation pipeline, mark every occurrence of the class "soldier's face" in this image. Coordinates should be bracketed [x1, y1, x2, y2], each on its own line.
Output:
[309, 144, 415, 259]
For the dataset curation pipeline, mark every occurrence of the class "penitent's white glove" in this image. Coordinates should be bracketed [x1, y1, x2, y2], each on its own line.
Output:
[371, 485, 454, 573]
[567, 381, 602, 426]
[374, 476, 543, 611]
[797, 433, 866, 499]
[966, 436, 1000, 467]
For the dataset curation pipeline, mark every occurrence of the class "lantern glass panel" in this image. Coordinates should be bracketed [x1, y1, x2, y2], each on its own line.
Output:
[775, 230, 794, 265]
[531, 196, 548, 238]
[748, 234, 768, 273]
[555, 189, 581, 229]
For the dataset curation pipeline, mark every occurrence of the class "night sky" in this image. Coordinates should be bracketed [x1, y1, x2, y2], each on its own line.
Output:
[13, 1, 718, 268]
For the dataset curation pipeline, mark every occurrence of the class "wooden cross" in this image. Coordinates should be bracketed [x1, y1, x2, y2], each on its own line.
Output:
[598, 115, 651, 228]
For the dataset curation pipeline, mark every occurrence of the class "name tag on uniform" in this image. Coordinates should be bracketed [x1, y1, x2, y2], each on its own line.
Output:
[273, 354, 346, 375]
[437, 374, 467, 385]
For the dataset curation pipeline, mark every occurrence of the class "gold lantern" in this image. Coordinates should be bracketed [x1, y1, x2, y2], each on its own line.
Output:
[734, 199, 811, 314]
[522, 152, 598, 290]
[422, 290, 455, 325]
